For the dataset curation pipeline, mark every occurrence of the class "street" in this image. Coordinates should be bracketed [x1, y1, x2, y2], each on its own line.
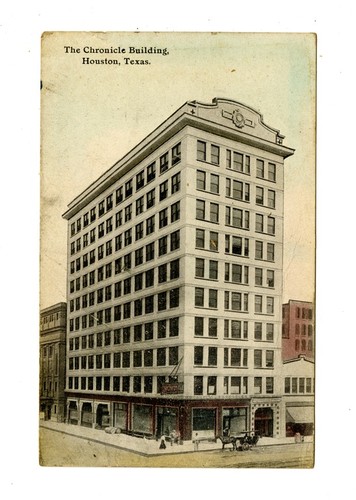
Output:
[39, 427, 314, 468]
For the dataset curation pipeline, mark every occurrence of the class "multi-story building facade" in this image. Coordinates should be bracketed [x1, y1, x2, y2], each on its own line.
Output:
[40, 302, 67, 421]
[282, 300, 314, 361]
[62, 98, 294, 440]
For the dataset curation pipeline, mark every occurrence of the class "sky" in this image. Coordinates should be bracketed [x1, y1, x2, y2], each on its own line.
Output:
[40, 32, 316, 309]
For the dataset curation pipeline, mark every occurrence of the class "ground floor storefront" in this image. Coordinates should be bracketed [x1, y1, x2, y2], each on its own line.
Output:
[65, 393, 285, 441]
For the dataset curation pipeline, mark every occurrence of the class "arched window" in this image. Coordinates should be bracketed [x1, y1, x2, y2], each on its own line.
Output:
[301, 339, 306, 350]
[295, 339, 300, 350]
[295, 324, 300, 335]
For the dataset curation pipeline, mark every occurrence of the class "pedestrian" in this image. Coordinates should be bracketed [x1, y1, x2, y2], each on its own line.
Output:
[159, 435, 166, 449]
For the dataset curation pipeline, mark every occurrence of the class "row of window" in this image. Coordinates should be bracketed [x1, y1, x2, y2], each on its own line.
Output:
[70, 229, 180, 275]
[194, 288, 276, 314]
[69, 288, 180, 331]
[70, 199, 180, 257]
[69, 319, 180, 351]
[193, 346, 274, 369]
[69, 344, 180, 371]
[70, 143, 182, 238]
[67, 374, 275, 395]
[68, 317, 276, 350]
[197, 140, 277, 183]
[295, 339, 313, 352]
[196, 169, 276, 209]
[284, 377, 314, 394]
[282, 323, 314, 337]
[70, 261, 180, 309]
[195, 258, 275, 287]
[195, 199, 276, 235]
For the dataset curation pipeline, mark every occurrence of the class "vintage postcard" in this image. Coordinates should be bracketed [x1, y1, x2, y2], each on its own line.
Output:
[40, 31, 316, 468]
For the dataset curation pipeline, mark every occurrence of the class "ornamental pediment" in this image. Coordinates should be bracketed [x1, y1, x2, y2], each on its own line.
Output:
[187, 98, 284, 145]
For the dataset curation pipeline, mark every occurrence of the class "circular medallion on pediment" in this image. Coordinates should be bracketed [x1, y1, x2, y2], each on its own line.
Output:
[232, 109, 245, 128]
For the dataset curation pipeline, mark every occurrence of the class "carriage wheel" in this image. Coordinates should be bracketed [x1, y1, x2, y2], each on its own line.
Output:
[242, 442, 250, 451]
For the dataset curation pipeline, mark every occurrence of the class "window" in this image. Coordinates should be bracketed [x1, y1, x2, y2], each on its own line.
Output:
[160, 152, 169, 173]
[256, 159, 264, 178]
[255, 268, 263, 286]
[194, 376, 204, 395]
[210, 203, 219, 223]
[254, 322, 262, 340]
[195, 258, 204, 278]
[146, 242, 155, 262]
[125, 180, 133, 198]
[266, 323, 274, 341]
[256, 186, 264, 205]
[145, 295, 154, 314]
[125, 204, 132, 222]
[157, 348, 166, 366]
[170, 259, 180, 279]
[209, 260, 218, 279]
[136, 196, 144, 216]
[133, 377, 141, 393]
[172, 143, 181, 166]
[170, 230, 180, 251]
[159, 180, 168, 201]
[196, 200, 205, 220]
[211, 145, 220, 165]
[197, 170, 206, 191]
[194, 346, 203, 365]
[135, 222, 144, 241]
[106, 217, 113, 233]
[225, 207, 249, 229]
[266, 297, 274, 314]
[170, 288, 179, 308]
[267, 243, 275, 262]
[145, 322, 154, 340]
[197, 140, 206, 161]
[116, 187, 123, 205]
[106, 194, 113, 211]
[136, 170, 145, 190]
[255, 214, 264, 233]
[195, 317, 204, 336]
[146, 215, 155, 235]
[254, 350, 262, 368]
[90, 207, 96, 222]
[195, 288, 204, 307]
[158, 292, 167, 311]
[116, 211, 123, 228]
[196, 229, 204, 248]
[255, 295, 262, 313]
[171, 201, 180, 222]
[267, 216, 275, 235]
[208, 347, 217, 366]
[124, 229, 132, 246]
[146, 189, 155, 209]
[208, 318, 218, 337]
[169, 317, 179, 337]
[147, 162, 156, 182]
[266, 350, 274, 368]
[267, 190, 276, 208]
[210, 231, 218, 251]
[158, 263, 167, 283]
[144, 349, 153, 366]
[135, 247, 143, 266]
[158, 320, 167, 339]
[158, 236, 168, 256]
[268, 163, 276, 182]
[171, 172, 180, 193]
[134, 298, 143, 316]
[159, 208, 168, 228]
[208, 289, 218, 308]
[254, 377, 262, 394]
[266, 377, 274, 394]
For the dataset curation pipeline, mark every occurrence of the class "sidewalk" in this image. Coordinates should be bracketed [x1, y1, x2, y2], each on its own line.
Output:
[39, 419, 313, 457]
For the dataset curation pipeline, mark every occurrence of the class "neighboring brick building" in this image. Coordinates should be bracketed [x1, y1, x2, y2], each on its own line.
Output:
[40, 302, 67, 421]
[62, 98, 294, 440]
[282, 300, 314, 361]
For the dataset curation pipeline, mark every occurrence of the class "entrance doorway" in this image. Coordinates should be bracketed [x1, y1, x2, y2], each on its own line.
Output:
[156, 407, 178, 438]
[96, 404, 110, 428]
[254, 407, 273, 437]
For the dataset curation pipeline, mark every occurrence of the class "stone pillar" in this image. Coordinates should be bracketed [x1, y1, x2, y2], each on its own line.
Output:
[92, 402, 99, 428]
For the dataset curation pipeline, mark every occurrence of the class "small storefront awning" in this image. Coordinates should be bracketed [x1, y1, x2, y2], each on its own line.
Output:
[286, 406, 314, 423]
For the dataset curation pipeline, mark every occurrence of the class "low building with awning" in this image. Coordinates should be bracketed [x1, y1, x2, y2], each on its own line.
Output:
[282, 356, 314, 436]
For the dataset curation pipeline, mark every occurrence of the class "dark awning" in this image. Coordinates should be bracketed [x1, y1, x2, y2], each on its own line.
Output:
[286, 407, 314, 423]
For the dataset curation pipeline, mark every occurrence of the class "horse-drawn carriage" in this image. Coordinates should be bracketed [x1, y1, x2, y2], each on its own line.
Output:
[218, 431, 260, 451]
